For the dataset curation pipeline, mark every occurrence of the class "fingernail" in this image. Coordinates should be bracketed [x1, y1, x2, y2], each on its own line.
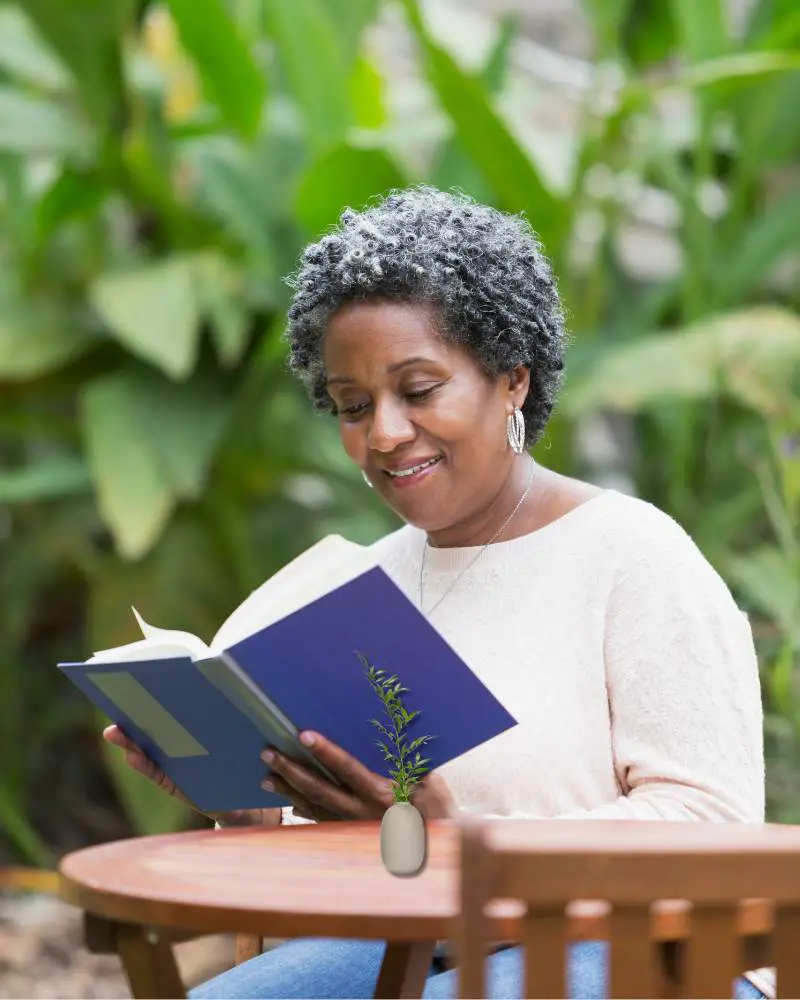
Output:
[262, 750, 275, 764]
[300, 732, 316, 748]
[262, 779, 274, 791]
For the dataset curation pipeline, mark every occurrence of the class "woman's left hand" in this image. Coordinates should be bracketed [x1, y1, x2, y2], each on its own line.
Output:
[261, 732, 457, 823]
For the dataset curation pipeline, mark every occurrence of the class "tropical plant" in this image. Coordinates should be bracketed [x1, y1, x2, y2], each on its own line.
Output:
[0, 0, 403, 862]
[2, 0, 799, 864]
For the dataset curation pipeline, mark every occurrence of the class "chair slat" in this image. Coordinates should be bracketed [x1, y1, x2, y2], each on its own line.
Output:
[684, 904, 739, 999]
[523, 906, 568, 999]
[609, 905, 657, 999]
[773, 904, 800, 998]
[455, 820, 494, 1000]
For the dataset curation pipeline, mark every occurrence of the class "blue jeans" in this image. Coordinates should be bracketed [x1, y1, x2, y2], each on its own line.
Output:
[189, 937, 764, 999]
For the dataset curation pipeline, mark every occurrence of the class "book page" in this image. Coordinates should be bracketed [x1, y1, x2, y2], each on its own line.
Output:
[86, 608, 210, 663]
[210, 534, 378, 652]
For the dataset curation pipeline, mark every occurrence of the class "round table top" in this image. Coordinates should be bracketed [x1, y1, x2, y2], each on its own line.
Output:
[58, 820, 778, 942]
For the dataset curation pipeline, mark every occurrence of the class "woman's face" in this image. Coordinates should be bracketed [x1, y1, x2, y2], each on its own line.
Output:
[323, 300, 528, 538]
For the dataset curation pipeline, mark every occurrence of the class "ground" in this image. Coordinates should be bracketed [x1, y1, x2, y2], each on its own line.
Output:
[0, 892, 235, 999]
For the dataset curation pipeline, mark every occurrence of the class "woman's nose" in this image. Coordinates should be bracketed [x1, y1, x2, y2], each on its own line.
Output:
[367, 399, 415, 452]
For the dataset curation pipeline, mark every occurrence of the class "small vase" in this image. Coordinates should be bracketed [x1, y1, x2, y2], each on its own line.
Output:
[380, 801, 426, 876]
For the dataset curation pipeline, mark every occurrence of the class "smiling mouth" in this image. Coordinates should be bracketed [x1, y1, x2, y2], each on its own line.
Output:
[385, 455, 443, 479]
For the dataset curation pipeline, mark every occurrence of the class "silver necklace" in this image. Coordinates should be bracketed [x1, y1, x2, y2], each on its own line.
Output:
[419, 458, 537, 618]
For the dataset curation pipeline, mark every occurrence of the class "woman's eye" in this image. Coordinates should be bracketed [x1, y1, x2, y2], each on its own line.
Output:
[405, 385, 439, 403]
[341, 401, 369, 417]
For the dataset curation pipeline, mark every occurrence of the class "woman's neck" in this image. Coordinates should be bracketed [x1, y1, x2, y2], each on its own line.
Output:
[425, 456, 537, 549]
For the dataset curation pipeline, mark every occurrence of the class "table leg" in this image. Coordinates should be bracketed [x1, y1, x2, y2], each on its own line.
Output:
[374, 941, 436, 999]
[235, 934, 264, 965]
[82, 913, 185, 999]
[656, 940, 682, 999]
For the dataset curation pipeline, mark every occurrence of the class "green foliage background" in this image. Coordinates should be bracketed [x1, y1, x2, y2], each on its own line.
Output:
[1, 0, 798, 864]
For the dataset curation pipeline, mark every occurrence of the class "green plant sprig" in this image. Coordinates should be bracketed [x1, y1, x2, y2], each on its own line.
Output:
[358, 653, 434, 804]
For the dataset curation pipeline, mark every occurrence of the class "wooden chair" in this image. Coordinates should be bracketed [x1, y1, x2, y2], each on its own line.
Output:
[453, 818, 800, 999]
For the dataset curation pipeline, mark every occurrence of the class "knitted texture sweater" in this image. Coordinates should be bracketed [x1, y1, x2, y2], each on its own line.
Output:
[282, 490, 764, 825]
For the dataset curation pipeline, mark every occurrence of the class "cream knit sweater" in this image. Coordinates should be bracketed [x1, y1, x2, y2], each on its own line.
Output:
[282, 490, 765, 825]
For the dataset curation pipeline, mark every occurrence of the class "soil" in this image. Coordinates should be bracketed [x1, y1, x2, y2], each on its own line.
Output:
[0, 892, 235, 1000]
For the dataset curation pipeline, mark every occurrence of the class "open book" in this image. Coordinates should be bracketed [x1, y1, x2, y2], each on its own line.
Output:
[59, 535, 517, 813]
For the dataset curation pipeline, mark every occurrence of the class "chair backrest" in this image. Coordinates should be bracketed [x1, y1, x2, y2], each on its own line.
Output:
[453, 818, 800, 999]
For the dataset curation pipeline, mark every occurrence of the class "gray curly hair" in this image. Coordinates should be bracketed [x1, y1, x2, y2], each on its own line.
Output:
[284, 186, 567, 446]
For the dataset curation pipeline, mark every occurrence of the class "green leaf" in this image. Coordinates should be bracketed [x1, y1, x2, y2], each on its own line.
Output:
[400, 0, 564, 255]
[430, 13, 517, 201]
[34, 166, 106, 247]
[82, 374, 174, 561]
[183, 136, 281, 268]
[294, 143, 407, 237]
[669, 0, 729, 61]
[713, 188, 800, 306]
[744, 0, 800, 45]
[767, 641, 797, 717]
[0, 455, 90, 504]
[0, 7, 70, 90]
[349, 56, 387, 129]
[582, 0, 634, 58]
[193, 253, 250, 368]
[136, 374, 229, 502]
[0, 87, 91, 157]
[726, 546, 800, 644]
[265, 0, 351, 152]
[564, 308, 800, 419]
[90, 256, 201, 379]
[165, 0, 266, 139]
[16, 0, 130, 132]
[0, 779, 52, 866]
[82, 369, 228, 559]
[656, 50, 800, 94]
[481, 12, 519, 94]
[0, 307, 92, 380]
[325, 0, 382, 64]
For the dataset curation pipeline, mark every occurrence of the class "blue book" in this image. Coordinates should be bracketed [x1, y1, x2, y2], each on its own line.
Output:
[59, 536, 517, 814]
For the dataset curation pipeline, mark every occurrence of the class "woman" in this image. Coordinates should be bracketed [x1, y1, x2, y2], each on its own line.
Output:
[104, 187, 765, 999]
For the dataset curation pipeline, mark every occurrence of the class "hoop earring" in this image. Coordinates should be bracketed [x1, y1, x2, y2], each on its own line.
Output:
[362, 470, 374, 488]
[506, 407, 525, 455]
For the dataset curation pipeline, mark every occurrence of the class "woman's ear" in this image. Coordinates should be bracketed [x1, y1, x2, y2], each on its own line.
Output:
[508, 365, 531, 409]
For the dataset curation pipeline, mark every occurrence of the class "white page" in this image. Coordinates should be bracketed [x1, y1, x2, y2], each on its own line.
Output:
[210, 534, 378, 652]
[86, 608, 210, 663]
[86, 639, 196, 663]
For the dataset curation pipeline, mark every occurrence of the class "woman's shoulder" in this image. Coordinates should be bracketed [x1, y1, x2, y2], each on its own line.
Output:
[594, 490, 705, 555]
[583, 490, 736, 602]
[528, 477, 695, 558]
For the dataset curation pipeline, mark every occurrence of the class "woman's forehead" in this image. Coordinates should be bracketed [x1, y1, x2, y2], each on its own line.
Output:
[323, 301, 453, 371]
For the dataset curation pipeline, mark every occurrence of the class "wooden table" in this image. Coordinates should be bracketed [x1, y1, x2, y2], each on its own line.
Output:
[59, 820, 775, 999]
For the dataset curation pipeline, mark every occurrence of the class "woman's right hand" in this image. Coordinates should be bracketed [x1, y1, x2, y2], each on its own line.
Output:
[102, 724, 280, 829]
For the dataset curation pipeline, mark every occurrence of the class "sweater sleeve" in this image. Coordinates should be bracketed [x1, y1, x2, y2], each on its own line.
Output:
[559, 505, 765, 823]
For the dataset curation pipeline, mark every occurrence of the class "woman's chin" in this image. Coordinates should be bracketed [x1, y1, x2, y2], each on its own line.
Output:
[381, 491, 453, 536]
